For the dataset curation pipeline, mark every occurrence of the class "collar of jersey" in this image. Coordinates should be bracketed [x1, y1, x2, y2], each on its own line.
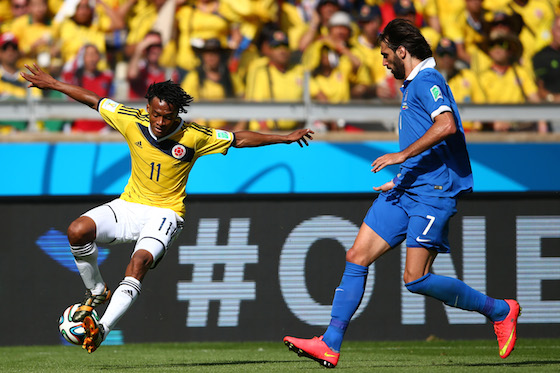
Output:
[404, 57, 436, 83]
[148, 117, 185, 142]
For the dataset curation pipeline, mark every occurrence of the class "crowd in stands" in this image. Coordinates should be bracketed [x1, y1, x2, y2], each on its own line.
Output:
[0, 0, 559, 133]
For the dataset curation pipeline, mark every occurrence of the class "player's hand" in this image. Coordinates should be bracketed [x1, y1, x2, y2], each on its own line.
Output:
[20, 63, 57, 90]
[287, 129, 314, 147]
[371, 152, 405, 173]
[373, 180, 395, 192]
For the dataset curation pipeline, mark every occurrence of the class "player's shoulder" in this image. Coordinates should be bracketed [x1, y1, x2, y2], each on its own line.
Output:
[419, 67, 446, 83]
[186, 122, 214, 136]
[99, 98, 143, 114]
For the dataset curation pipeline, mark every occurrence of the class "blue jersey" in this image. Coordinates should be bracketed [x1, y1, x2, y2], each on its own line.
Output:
[394, 58, 473, 197]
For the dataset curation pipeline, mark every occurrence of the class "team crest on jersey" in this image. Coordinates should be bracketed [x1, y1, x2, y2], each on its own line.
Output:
[101, 99, 119, 112]
[172, 144, 187, 159]
[430, 85, 443, 101]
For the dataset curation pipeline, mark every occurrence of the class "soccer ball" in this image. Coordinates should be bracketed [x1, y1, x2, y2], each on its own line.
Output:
[58, 304, 100, 345]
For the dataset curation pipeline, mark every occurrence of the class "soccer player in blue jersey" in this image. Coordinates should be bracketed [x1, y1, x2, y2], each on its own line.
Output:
[21, 63, 314, 353]
[284, 19, 520, 368]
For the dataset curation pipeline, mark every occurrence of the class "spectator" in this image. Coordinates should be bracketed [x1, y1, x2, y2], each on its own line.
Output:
[472, 32, 548, 132]
[127, 31, 179, 100]
[174, 0, 234, 74]
[392, 0, 440, 51]
[181, 38, 241, 129]
[445, 0, 490, 70]
[0, 32, 30, 132]
[7, 0, 55, 69]
[220, 0, 280, 69]
[303, 11, 370, 99]
[434, 37, 480, 131]
[54, 0, 124, 72]
[509, 0, 555, 62]
[278, 0, 308, 53]
[0, 0, 28, 31]
[354, 4, 400, 101]
[298, 0, 340, 51]
[309, 44, 351, 131]
[245, 30, 305, 131]
[0, 32, 26, 99]
[426, 0, 464, 37]
[61, 44, 114, 132]
[533, 15, 560, 132]
[379, 0, 423, 30]
[533, 16, 560, 104]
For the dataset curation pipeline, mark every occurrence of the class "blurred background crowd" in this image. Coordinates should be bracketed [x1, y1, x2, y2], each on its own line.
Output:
[0, 0, 559, 133]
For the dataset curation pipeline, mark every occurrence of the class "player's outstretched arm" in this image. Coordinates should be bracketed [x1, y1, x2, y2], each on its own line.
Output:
[21, 63, 101, 110]
[233, 129, 314, 148]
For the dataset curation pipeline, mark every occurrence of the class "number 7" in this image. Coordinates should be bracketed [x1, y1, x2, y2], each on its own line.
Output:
[423, 215, 436, 235]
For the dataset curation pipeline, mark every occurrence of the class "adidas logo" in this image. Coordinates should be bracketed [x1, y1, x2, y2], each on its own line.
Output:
[135, 141, 142, 148]
[123, 289, 135, 298]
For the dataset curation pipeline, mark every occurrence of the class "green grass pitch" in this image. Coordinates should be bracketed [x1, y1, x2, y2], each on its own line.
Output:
[1, 339, 559, 372]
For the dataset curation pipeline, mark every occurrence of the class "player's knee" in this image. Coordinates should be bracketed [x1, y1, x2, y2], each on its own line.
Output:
[127, 250, 154, 281]
[345, 247, 369, 266]
[67, 217, 96, 245]
[403, 271, 421, 285]
[132, 250, 154, 270]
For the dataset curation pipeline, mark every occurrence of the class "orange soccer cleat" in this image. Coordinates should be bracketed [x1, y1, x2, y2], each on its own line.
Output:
[493, 299, 521, 359]
[82, 315, 105, 354]
[284, 335, 340, 368]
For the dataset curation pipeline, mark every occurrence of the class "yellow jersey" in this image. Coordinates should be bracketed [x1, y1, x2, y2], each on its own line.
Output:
[98, 98, 234, 217]
[471, 65, 538, 104]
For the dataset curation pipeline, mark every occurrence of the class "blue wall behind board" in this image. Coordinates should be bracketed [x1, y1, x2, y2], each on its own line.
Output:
[2, 142, 559, 196]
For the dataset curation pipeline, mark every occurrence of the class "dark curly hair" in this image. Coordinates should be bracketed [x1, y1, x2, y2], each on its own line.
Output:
[378, 19, 432, 61]
[145, 80, 193, 114]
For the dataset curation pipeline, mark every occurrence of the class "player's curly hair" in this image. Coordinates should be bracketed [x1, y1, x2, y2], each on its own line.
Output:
[145, 80, 194, 114]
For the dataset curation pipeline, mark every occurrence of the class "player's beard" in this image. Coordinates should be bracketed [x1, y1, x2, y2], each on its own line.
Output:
[390, 55, 406, 80]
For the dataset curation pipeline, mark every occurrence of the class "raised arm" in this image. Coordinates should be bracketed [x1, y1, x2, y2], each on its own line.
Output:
[21, 63, 101, 110]
[233, 129, 314, 148]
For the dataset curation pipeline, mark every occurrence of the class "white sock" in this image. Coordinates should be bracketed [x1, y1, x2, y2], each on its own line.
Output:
[71, 242, 105, 294]
[100, 276, 142, 335]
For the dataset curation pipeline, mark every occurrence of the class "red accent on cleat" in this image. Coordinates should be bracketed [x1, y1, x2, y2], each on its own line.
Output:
[493, 299, 521, 359]
[284, 335, 340, 368]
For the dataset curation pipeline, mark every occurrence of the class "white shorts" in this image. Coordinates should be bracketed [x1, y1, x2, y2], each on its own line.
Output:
[83, 198, 184, 268]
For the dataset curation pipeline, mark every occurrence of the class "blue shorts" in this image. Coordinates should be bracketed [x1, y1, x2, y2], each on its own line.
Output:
[363, 189, 457, 253]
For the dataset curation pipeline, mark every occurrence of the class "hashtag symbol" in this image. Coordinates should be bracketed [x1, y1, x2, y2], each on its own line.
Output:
[177, 218, 258, 327]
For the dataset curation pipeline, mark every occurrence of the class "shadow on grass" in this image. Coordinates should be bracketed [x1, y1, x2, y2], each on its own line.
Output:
[95, 360, 297, 370]
[463, 360, 560, 368]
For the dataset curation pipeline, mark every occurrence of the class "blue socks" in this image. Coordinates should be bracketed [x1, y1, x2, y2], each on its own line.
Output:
[405, 273, 510, 322]
[322, 262, 368, 352]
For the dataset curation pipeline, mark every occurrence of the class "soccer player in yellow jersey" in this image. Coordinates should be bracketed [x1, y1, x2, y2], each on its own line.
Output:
[21, 63, 314, 354]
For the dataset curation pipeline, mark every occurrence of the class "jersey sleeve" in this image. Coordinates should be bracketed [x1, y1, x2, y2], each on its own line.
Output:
[191, 123, 235, 156]
[97, 98, 137, 134]
[416, 73, 453, 122]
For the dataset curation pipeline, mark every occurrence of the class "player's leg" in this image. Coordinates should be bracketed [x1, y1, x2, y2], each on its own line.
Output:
[86, 206, 183, 352]
[403, 247, 520, 357]
[285, 223, 391, 368]
[321, 223, 391, 352]
[68, 204, 117, 321]
[284, 191, 408, 367]
[402, 196, 520, 358]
